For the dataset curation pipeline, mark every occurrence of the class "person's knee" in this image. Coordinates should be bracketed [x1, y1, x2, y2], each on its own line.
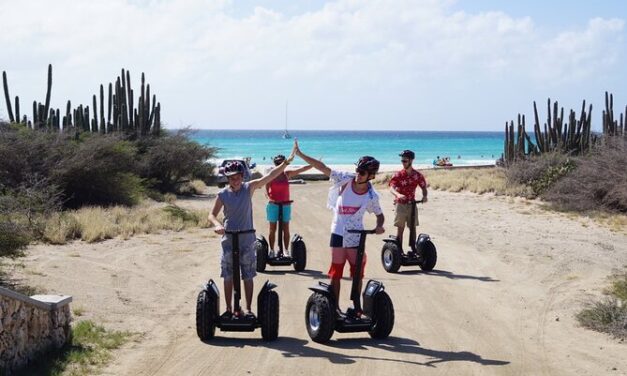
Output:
[328, 263, 344, 279]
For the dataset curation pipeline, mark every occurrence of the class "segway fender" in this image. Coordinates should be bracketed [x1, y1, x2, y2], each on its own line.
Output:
[260, 280, 277, 292]
[415, 233, 433, 250]
[308, 282, 334, 299]
[382, 235, 400, 246]
[290, 234, 304, 244]
[256, 235, 269, 248]
[204, 279, 220, 299]
[362, 280, 384, 317]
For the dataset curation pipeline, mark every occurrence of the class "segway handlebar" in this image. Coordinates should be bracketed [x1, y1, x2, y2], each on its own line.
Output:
[224, 229, 256, 235]
[347, 229, 377, 235]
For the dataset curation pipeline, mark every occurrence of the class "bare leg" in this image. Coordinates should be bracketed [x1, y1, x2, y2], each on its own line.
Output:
[223, 279, 233, 312]
[243, 279, 254, 312]
[396, 225, 405, 250]
[268, 222, 277, 250]
[282, 221, 290, 252]
[331, 278, 341, 305]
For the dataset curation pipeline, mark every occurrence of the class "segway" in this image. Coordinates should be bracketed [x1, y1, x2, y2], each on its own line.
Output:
[196, 229, 279, 341]
[305, 229, 395, 344]
[381, 199, 437, 273]
[255, 201, 307, 272]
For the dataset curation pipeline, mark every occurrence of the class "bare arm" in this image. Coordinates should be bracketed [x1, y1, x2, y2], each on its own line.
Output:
[375, 213, 385, 234]
[285, 164, 313, 179]
[208, 197, 225, 234]
[249, 141, 297, 192]
[250, 161, 291, 191]
[420, 186, 428, 203]
[295, 140, 331, 176]
[389, 186, 406, 200]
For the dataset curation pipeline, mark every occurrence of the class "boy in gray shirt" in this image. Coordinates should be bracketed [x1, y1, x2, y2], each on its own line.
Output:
[208, 143, 296, 318]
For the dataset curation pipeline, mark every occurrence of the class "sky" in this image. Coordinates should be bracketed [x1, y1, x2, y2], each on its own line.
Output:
[0, 0, 625, 131]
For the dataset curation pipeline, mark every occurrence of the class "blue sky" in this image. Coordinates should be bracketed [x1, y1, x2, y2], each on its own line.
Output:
[1, 0, 625, 131]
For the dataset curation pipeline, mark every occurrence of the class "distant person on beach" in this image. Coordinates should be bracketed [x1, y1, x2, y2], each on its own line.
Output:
[294, 140, 385, 312]
[389, 150, 428, 251]
[265, 154, 313, 255]
[208, 142, 296, 319]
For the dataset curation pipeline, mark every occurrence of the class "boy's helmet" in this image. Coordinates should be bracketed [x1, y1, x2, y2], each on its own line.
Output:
[223, 161, 245, 176]
[273, 154, 286, 166]
[399, 150, 415, 159]
[356, 156, 380, 174]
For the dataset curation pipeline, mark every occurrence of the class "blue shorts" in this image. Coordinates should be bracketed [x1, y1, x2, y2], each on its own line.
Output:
[266, 202, 291, 222]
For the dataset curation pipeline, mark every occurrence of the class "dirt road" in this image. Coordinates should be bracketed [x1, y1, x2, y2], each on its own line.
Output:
[16, 183, 627, 375]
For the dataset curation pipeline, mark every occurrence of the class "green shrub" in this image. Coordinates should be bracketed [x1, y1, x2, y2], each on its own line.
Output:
[51, 135, 142, 208]
[136, 130, 216, 193]
[505, 152, 574, 197]
[0, 221, 30, 257]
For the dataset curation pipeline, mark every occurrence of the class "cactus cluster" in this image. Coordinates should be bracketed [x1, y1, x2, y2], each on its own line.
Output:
[602, 91, 626, 137]
[2, 65, 161, 137]
[503, 94, 625, 166]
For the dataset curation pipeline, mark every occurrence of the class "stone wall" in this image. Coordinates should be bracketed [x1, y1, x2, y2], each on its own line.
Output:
[0, 287, 72, 375]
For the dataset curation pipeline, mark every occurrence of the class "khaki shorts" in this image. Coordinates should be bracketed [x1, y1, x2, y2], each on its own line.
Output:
[393, 203, 417, 228]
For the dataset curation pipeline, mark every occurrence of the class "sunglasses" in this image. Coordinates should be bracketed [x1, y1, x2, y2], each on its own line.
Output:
[401, 159, 410, 163]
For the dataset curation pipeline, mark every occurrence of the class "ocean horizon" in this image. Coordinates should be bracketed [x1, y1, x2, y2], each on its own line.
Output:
[189, 129, 504, 166]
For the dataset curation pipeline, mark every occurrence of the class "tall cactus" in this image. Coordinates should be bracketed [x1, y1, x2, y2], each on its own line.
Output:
[2, 71, 15, 122]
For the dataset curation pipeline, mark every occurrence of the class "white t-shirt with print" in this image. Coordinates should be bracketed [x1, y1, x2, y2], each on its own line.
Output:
[329, 170, 382, 247]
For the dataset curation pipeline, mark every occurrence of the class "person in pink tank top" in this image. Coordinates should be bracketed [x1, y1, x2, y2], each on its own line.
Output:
[265, 154, 313, 254]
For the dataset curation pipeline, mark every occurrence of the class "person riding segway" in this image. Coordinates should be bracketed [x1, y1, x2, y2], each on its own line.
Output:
[382, 150, 437, 272]
[255, 154, 312, 272]
[197, 144, 296, 341]
[293, 141, 393, 343]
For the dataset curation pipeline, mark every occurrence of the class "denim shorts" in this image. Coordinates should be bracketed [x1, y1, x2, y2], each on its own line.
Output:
[220, 241, 256, 280]
[266, 202, 292, 222]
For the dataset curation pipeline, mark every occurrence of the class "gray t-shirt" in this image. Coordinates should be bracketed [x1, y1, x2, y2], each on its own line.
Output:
[218, 182, 255, 251]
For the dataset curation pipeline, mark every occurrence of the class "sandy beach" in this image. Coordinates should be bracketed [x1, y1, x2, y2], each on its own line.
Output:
[10, 182, 627, 376]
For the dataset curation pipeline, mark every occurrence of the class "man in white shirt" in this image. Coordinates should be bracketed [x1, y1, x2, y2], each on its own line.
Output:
[295, 141, 385, 313]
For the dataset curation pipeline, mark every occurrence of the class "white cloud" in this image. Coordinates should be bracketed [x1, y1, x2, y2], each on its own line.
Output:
[0, 0, 625, 129]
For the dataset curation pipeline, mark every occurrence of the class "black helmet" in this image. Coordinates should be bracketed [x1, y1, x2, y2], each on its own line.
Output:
[272, 154, 286, 166]
[399, 150, 415, 159]
[356, 156, 380, 174]
[223, 160, 245, 176]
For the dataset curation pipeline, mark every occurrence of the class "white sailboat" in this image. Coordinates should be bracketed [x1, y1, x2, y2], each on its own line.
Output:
[282, 100, 291, 139]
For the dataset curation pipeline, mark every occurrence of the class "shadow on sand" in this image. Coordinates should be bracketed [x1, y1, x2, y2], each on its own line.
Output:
[260, 269, 326, 279]
[204, 336, 509, 367]
[398, 269, 499, 282]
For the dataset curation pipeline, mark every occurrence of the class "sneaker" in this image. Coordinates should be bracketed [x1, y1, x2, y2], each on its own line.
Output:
[220, 311, 232, 320]
[244, 311, 256, 319]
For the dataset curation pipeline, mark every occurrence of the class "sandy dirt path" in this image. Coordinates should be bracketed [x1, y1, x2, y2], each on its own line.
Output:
[14, 182, 627, 375]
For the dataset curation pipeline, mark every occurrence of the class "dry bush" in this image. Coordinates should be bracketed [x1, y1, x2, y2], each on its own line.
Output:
[176, 179, 208, 196]
[505, 152, 574, 198]
[41, 204, 212, 244]
[577, 273, 627, 340]
[543, 137, 627, 213]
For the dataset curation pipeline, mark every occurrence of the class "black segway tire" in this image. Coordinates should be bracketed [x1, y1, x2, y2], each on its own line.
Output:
[292, 240, 307, 272]
[368, 291, 395, 339]
[305, 293, 335, 343]
[260, 290, 280, 341]
[255, 239, 268, 272]
[381, 242, 402, 273]
[419, 241, 437, 271]
[196, 290, 216, 340]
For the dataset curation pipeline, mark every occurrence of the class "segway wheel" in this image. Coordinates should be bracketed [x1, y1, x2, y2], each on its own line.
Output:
[259, 290, 280, 341]
[381, 242, 402, 273]
[255, 239, 268, 272]
[368, 291, 395, 339]
[196, 290, 216, 340]
[292, 240, 307, 272]
[418, 241, 437, 271]
[305, 293, 335, 343]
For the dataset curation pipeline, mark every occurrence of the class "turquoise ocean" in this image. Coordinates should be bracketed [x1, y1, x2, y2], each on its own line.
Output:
[191, 130, 504, 167]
